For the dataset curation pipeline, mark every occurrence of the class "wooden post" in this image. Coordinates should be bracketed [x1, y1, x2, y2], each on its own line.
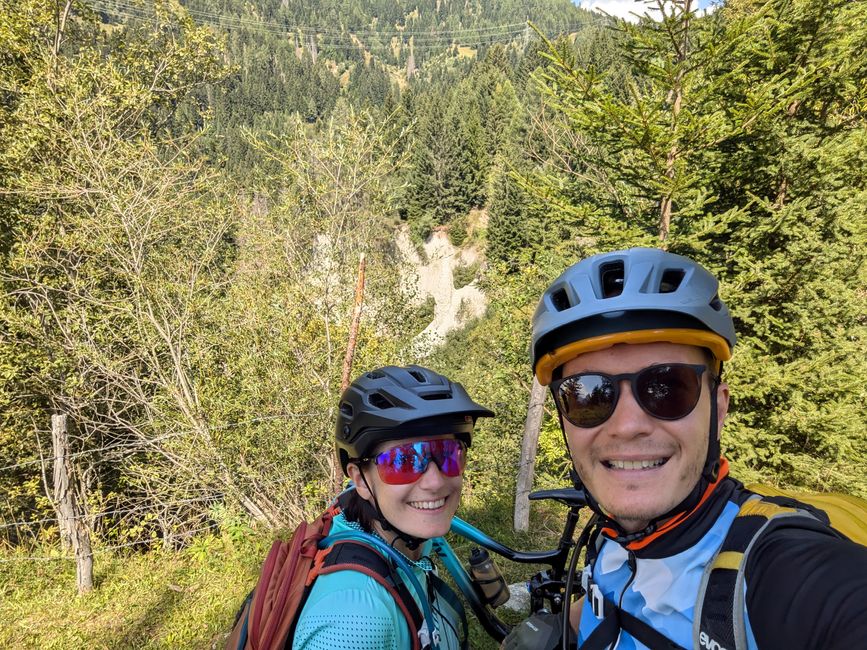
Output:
[52, 414, 93, 593]
[333, 254, 366, 494]
[513, 377, 546, 532]
[341, 254, 367, 393]
[52, 413, 73, 553]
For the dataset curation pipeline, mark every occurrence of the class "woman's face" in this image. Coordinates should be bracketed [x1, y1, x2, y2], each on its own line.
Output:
[348, 434, 465, 550]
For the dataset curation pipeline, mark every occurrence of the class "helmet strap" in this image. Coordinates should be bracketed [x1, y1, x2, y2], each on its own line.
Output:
[359, 469, 426, 552]
[702, 372, 722, 483]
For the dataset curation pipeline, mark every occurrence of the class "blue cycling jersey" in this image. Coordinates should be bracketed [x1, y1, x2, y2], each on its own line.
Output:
[575, 477, 867, 649]
[292, 513, 462, 650]
[578, 499, 744, 649]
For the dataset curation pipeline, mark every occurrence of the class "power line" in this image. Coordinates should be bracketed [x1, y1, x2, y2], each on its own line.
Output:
[97, 0, 536, 37]
[88, 0, 602, 48]
[0, 493, 227, 531]
[0, 462, 323, 532]
[96, 4, 527, 47]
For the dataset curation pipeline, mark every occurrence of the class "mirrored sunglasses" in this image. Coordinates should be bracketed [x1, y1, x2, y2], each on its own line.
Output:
[362, 439, 467, 485]
[551, 363, 708, 428]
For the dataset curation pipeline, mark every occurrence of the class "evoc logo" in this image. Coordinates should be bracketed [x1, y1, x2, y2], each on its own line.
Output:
[699, 631, 729, 650]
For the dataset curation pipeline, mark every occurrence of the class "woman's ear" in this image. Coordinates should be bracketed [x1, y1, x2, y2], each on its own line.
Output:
[347, 463, 373, 501]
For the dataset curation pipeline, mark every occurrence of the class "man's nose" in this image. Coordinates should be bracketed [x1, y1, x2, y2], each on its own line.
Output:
[605, 380, 653, 437]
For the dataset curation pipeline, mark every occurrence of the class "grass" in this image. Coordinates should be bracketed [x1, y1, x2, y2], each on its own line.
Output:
[0, 498, 579, 649]
[0, 533, 268, 649]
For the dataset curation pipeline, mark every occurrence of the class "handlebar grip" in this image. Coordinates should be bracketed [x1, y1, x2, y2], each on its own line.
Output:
[528, 488, 587, 508]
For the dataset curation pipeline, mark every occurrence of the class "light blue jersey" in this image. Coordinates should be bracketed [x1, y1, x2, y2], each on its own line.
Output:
[293, 513, 463, 650]
[577, 500, 755, 649]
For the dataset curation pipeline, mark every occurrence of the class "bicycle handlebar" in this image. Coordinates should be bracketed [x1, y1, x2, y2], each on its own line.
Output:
[528, 488, 588, 508]
[449, 516, 571, 564]
[433, 486, 588, 644]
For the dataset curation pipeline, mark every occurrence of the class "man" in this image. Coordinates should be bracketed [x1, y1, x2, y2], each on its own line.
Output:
[514, 247, 867, 649]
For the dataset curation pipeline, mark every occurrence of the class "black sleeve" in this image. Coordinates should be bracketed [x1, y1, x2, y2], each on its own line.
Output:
[745, 522, 867, 649]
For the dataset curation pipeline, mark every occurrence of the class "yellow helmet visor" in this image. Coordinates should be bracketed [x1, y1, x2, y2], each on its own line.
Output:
[535, 328, 732, 386]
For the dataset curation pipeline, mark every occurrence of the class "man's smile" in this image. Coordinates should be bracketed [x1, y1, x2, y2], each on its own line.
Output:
[603, 458, 669, 470]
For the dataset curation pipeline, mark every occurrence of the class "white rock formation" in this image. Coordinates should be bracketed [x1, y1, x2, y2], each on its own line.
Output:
[396, 226, 487, 355]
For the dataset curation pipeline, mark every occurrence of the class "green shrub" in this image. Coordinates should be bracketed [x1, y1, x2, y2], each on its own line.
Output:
[448, 213, 469, 247]
[453, 261, 480, 289]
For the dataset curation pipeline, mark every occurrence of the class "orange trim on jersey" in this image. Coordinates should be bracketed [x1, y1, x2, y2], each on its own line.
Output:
[600, 458, 730, 551]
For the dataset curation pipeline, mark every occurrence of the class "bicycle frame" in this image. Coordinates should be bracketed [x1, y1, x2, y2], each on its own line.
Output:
[433, 487, 587, 642]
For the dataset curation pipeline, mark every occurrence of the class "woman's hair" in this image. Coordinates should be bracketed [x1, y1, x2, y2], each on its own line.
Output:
[342, 464, 379, 531]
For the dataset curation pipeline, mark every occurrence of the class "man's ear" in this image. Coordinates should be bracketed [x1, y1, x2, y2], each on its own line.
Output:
[347, 463, 373, 501]
[715, 382, 730, 440]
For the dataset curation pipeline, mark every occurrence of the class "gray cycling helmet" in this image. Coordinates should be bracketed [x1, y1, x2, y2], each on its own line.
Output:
[532, 247, 736, 385]
[336, 365, 494, 474]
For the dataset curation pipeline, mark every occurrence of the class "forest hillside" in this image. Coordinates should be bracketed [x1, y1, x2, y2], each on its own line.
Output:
[1, 0, 865, 647]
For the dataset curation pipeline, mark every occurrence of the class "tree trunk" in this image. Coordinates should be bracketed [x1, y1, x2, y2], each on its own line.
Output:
[658, 0, 690, 245]
[406, 38, 416, 80]
[52, 414, 74, 553]
[514, 377, 547, 532]
[334, 254, 367, 495]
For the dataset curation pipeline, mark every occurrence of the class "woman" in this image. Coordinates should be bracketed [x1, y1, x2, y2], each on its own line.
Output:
[292, 364, 494, 650]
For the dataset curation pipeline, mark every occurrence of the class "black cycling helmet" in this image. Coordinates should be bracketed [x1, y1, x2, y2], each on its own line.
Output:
[336, 365, 494, 474]
[532, 247, 736, 385]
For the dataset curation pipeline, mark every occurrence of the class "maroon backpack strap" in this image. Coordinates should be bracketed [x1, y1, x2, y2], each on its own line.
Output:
[313, 540, 424, 650]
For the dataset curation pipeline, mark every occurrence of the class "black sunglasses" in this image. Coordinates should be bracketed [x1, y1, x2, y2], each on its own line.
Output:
[551, 363, 709, 428]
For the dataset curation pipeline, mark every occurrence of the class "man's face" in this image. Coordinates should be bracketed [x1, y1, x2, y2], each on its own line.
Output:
[560, 342, 729, 532]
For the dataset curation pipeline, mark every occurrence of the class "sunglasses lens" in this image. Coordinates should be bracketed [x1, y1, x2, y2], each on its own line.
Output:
[374, 439, 466, 485]
[556, 374, 616, 427]
[554, 364, 705, 427]
[636, 365, 702, 420]
[432, 439, 467, 478]
[374, 443, 425, 484]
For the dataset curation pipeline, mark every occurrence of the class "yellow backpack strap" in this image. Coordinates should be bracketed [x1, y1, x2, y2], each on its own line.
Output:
[693, 495, 815, 650]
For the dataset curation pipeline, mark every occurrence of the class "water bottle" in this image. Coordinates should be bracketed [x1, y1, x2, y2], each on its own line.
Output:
[468, 547, 509, 608]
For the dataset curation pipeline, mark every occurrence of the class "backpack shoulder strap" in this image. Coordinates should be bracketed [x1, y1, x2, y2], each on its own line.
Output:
[693, 493, 833, 650]
[226, 505, 339, 650]
[310, 539, 425, 650]
[428, 571, 469, 650]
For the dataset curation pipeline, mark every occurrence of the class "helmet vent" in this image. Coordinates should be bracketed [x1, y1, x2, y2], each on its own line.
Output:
[368, 392, 395, 409]
[600, 261, 624, 298]
[659, 269, 685, 293]
[550, 288, 573, 312]
[408, 369, 427, 383]
[420, 391, 451, 401]
[339, 402, 354, 417]
[709, 294, 723, 311]
[366, 370, 386, 379]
